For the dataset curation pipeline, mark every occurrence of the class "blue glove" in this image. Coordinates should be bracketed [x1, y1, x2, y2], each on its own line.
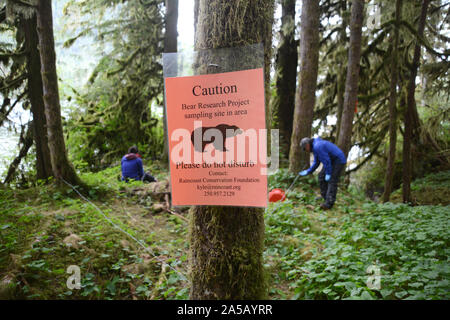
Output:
[325, 174, 331, 182]
[299, 170, 308, 176]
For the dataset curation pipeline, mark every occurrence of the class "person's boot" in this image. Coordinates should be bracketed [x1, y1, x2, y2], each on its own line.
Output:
[320, 203, 331, 210]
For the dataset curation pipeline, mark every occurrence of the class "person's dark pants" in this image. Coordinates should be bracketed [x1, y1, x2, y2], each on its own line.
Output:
[122, 172, 157, 183]
[142, 172, 157, 183]
[318, 162, 345, 208]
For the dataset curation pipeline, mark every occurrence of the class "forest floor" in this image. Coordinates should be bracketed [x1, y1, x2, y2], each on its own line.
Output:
[0, 163, 448, 300]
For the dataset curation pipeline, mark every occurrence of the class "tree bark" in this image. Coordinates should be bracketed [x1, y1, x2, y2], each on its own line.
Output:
[23, 15, 52, 181]
[403, 0, 430, 204]
[271, 0, 297, 160]
[190, 0, 274, 300]
[337, 0, 365, 157]
[289, 0, 320, 172]
[194, 0, 199, 35]
[36, 0, 81, 186]
[163, 0, 178, 165]
[335, 1, 348, 141]
[382, 0, 402, 203]
[164, 0, 178, 53]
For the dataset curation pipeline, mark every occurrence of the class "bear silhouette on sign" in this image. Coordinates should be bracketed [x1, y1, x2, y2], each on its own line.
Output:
[191, 124, 243, 152]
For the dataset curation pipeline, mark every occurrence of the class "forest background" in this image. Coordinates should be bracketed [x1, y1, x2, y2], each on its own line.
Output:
[0, 0, 448, 300]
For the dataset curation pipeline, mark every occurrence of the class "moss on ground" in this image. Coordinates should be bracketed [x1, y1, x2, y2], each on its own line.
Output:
[390, 170, 450, 205]
[0, 161, 188, 299]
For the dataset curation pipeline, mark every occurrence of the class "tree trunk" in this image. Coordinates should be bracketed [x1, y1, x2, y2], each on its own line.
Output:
[3, 123, 34, 184]
[189, 0, 274, 300]
[194, 0, 199, 35]
[271, 0, 297, 160]
[289, 0, 320, 172]
[36, 0, 81, 186]
[163, 0, 178, 165]
[23, 15, 52, 181]
[337, 0, 365, 157]
[164, 0, 178, 53]
[403, 0, 430, 204]
[382, 0, 402, 203]
[335, 1, 348, 141]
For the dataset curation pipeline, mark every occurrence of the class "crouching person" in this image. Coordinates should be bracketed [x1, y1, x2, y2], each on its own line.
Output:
[121, 146, 157, 183]
[298, 137, 346, 210]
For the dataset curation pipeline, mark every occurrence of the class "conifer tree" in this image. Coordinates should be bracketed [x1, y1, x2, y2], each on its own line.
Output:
[36, 0, 81, 185]
[289, 0, 320, 172]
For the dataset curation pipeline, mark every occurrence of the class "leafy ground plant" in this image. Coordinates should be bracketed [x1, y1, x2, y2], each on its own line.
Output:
[0, 166, 448, 300]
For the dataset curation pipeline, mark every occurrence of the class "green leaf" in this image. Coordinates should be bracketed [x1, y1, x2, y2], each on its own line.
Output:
[106, 281, 116, 295]
[323, 288, 332, 294]
[409, 282, 424, 288]
[424, 271, 439, 279]
[55, 214, 65, 221]
[395, 291, 408, 299]
[360, 291, 374, 300]
[416, 233, 426, 241]
[380, 289, 393, 298]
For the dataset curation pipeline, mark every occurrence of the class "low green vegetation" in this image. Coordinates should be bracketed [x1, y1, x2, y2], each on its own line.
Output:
[390, 170, 450, 206]
[0, 166, 448, 299]
[0, 162, 188, 300]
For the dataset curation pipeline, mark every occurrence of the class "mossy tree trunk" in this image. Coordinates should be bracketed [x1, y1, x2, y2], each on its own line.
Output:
[189, 0, 274, 300]
[271, 0, 297, 160]
[335, 1, 349, 141]
[289, 0, 320, 173]
[23, 15, 52, 181]
[337, 0, 365, 157]
[383, 0, 402, 203]
[403, 0, 430, 204]
[36, 0, 81, 186]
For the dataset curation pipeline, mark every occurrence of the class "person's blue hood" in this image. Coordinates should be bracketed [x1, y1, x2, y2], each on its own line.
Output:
[124, 153, 138, 160]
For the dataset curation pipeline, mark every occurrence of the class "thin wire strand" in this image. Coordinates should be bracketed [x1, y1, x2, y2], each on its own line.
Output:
[59, 177, 187, 281]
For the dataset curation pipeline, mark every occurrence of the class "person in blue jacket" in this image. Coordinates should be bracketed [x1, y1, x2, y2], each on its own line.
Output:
[298, 137, 347, 210]
[121, 146, 157, 183]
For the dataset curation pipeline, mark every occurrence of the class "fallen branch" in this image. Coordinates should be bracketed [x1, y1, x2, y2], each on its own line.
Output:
[164, 208, 188, 222]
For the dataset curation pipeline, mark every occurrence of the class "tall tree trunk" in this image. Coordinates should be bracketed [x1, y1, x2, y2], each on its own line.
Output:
[289, 0, 320, 172]
[163, 0, 178, 165]
[335, 1, 348, 141]
[23, 15, 52, 181]
[36, 0, 81, 186]
[194, 0, 199, 35]
[164, 0, 178, 53]
[382, 0, 402, 203]
[189, 0, 274, 300]
[403, 0, 430, 204]
[271, 0, 297, 160]
[337, 0, 365, 157]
